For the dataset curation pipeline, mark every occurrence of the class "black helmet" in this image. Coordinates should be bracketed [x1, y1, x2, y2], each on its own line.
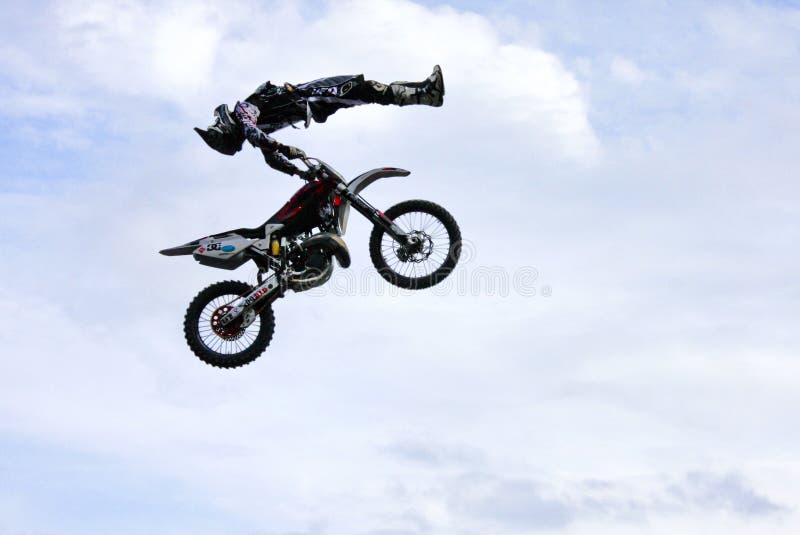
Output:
[194, 104, 245, 155]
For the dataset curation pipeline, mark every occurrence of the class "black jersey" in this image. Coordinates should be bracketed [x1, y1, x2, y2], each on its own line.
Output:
[243, 74, 382, 134]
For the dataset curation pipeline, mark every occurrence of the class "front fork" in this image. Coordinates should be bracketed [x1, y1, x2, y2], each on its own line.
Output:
[338, 186, 410, 244]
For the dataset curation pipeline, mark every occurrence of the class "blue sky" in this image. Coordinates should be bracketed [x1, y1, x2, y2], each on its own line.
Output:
[2, 1, 800, 534]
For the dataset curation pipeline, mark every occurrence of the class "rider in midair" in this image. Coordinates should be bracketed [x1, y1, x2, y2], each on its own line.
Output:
[194, 66, 445, 180]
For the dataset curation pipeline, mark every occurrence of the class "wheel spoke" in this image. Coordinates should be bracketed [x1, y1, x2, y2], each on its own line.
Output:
[373, 205, 457, 284]
[196, 292, 265, 356]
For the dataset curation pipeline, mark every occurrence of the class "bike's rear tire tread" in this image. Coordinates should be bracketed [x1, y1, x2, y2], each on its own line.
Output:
[369, 199, 461, 290]
[183, 280, 275, 369]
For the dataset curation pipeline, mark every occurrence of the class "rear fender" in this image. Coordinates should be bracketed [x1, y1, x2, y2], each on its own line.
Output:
[193, 234, 255, 270]
[159, 241, 199, 256]
[160, 234, 255, 270]
[338, 167, 410, 233]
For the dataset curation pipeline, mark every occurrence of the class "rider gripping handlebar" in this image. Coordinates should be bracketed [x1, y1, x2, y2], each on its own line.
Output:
[194, 67, 445, 181]
[234, 101, 310, 180]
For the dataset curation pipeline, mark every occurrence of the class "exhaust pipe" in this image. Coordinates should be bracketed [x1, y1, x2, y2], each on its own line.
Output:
[299, 233, 351, 268]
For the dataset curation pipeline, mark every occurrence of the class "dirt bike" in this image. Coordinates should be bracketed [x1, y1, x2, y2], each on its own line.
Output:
[160, 156, 461, 368]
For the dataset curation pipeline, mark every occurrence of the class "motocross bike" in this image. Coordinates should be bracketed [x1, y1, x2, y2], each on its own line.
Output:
[160, 156, 461, 368]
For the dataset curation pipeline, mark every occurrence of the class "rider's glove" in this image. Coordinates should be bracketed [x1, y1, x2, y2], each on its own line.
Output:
[278, 144, 306, 160]
[296, 168, 316, 181]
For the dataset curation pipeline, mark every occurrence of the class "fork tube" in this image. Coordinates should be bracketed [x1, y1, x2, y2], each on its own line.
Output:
[342, 191, 408, 243]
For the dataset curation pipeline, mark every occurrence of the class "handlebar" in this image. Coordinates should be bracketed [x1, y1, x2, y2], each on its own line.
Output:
[298, 155, 319, 168]
[298, 156, 322, 180]
[296, 155, 345, 185]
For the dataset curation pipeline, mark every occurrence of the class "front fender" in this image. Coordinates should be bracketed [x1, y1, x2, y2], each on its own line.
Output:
[347, 167, 410, 196]
[338, 167, 410, 233]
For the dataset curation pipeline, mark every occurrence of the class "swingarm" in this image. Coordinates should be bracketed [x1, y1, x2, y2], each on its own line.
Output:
[217, 271, 284, 327]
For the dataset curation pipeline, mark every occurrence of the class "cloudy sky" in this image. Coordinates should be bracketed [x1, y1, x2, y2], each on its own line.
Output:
[2, 0, 800, 533]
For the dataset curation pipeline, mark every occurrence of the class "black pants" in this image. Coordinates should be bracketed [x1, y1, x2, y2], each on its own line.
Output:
[295, 74, 398, 123]
[245, 74, 409, 132]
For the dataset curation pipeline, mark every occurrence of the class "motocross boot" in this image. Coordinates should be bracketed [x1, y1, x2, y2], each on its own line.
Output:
[390, 65, 445, 107]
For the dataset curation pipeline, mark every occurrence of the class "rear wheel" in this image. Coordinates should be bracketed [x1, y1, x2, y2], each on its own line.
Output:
[183, 280, 275, 368]
[369, 199, 461, 290]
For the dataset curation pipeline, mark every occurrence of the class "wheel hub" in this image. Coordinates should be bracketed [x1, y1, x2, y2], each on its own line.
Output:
[396, 231, 434, 263]
[210, 305, 244, 340]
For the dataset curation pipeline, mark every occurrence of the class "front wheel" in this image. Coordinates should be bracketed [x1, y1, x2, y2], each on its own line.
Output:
[183, 280, 275, 368]
[369, 199, 461, 290]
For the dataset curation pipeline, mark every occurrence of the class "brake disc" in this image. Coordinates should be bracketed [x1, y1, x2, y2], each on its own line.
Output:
[210, 305, 245, 340]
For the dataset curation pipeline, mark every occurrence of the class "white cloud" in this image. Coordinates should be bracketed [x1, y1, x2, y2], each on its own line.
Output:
[5, 0, 599, 162]
[150, 10, 222, 95]
[2, 0, 800, 534]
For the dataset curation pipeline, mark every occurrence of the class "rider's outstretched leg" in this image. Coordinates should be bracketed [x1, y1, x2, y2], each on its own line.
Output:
[359, 65, 445, 107]
[389, 65, 445, 107]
